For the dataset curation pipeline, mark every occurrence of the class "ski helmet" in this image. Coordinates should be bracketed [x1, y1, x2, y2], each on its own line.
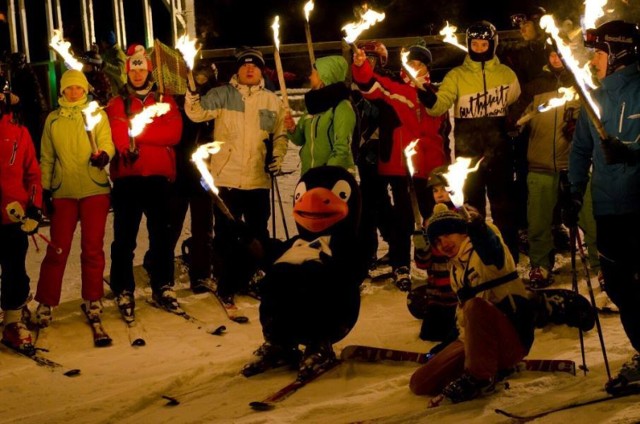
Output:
[358, 41, 388, 67]
[585, 20, 640, 75]
[466, 21, 498, 62]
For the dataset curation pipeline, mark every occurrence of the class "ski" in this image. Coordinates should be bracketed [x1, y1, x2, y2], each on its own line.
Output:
[124, 320, 146, 347]
[494, 385, 640, 421]
[249, 359, 342, 411]
[146, 299, 227, 336]
[340, 345, 576, 375]
[197, 279, 249, 324]
[80, 303, 113, 347]
[1, 342, 80, 377]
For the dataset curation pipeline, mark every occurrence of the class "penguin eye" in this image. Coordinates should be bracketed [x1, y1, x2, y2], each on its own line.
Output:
[294, 181, 307, 203]
[331, 180, 351, 202]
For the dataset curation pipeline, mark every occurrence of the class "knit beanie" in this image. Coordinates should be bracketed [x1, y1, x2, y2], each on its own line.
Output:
[407, 45, 432, 66]
[59, 69, 89, 95]
[426, 203, 468, 244]
[427, 165, 450, 187]
[235, 47, 265, 71]
[126, 44, 153, 72]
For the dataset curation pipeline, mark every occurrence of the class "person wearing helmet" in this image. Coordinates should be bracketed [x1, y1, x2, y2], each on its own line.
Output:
[352, 42, 450, 292]
[80, 48, 112, 106]
[417, 20, 521, 264]
[568, 20, 640, 395]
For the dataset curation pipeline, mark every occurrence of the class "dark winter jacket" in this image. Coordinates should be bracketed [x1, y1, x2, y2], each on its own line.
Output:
[569, 63, 640, 216]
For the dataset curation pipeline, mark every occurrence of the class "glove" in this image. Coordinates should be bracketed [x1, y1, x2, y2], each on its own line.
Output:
[89, 150, 110, 169]
[42, 190, 54, 217]
[417, 85, 437, 109]
[122, 148, 139, 166]
[267, 156, 283, 175]
[561, 192, 583, 228]
[413, 229, 431, 268]
[22, 205, 43, 235]
[600, 137, 638, 165]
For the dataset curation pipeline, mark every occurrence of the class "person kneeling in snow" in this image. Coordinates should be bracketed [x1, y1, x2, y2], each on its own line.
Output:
[409, 204, 535, 404]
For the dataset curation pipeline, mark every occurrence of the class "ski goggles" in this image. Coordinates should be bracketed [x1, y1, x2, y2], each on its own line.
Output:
[583, 29, 600, 48]
[510, 14, 528, 28]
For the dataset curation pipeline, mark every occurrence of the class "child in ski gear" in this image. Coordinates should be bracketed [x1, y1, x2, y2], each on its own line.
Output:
[284, 55, 356, 175]
[243, 166, 365, 380]
[106, 45, 182, 315]
[409, 204, 534, 403]
[567, 20, 640, 394]
[34, 69, 114, 328]
[0, 105, 42, 355]
[417, 21, 521, 263]
[352, 43, 450, 291]
[184, 46, 287, 306]
[408, 167, 457, 342]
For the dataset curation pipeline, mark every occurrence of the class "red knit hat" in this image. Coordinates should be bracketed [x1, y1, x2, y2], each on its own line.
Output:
[126, 44, 153, 72]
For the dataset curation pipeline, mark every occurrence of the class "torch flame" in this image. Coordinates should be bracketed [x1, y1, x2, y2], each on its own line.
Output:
[540, 15, 600, 118]
[583, 0, 608, 30]
[128, 103, 171, 138]
[304, 0, 314, 22]
[82, 101, 102, 131]
[403, 139, 419, 176]
[441, 157, 483, 208]
[439, 21, 468, 52]
[400, 50, 419, 79]
[49, 29, 84, 71]
[176, 34, 199, 70]
[272, 16, 282, 51]
[191, 141, 224, 195]
[342, 8, 386, 44]
[538, 87, 578, 113]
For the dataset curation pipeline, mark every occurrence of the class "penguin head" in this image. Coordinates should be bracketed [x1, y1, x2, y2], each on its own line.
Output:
[292, 166, 361, 238]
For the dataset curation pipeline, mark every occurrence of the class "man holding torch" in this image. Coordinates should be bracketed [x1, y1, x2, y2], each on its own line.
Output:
[567, 20, 640, 394]
[184, 47, 287, 308]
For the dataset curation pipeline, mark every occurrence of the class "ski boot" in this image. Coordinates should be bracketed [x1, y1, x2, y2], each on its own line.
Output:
[393, 266, 412, 292]
[298, 342, 337, 381]
[152, 286, 180, 312]
[241, 342, 302, 377]
[606, 354, 640, 395]
[116, 291, 136, 322]
[2, 309, 35, 356]
[531, 288, 595, 331]
[442, 372, 495, 403]
[35, 303, 53, 328]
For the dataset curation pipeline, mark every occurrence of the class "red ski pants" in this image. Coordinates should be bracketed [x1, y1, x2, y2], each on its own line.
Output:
[409, 297, 527, 396]
[35, 194, 110, 306]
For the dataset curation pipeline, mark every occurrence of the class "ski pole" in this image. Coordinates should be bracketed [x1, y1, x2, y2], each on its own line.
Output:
[271, 176, 277, 239]
[273, 176, 289, 240]
[36, 233, 63, 255]
[30, 234, 41, 252]
[570, 225, 588, 375]
[575, 230, 612, 381]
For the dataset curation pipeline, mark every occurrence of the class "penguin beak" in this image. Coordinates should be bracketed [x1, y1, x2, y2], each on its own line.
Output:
[293, 187, 348, 233]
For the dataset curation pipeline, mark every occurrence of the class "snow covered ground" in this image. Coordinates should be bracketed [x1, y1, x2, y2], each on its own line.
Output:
[2, 145, 639, 423]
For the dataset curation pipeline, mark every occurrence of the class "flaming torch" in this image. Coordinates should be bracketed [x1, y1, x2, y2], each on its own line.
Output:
[540, 14, 606, 139]
[303, 0, 316, 67]
[191, 142, 235, 222]
[176, 34, 200, 92]
[128, 103, 171, 152]
[81, 101, 102, 154]
[342, 7, 386, 54]
[403, 139, 425, 229]
[439, 21, 468, 52]
[516, 86, 579, 126]
[400, 50, 426, 91]
[49, 29, 83, 70]
[440, 157, 483, 219]
[271, 16, 290, 110]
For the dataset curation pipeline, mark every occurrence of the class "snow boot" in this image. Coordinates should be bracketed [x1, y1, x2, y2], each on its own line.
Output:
[393, 266, 412, 292]
[606, 354, 640, 395]
[2, 309, 35, 356]
[298, 342, 337, 381]
[532, 288, 595, 331]
[241, 342, 302, 377]
[191, 278, 214, 294]
[442, 372, 495, 403]
[152, 286, 180, 312]
[116, 291, 136, 322]
[35, 303, 53, 328]
[83, 300, 103, 322]
[528, 266, 554, 289]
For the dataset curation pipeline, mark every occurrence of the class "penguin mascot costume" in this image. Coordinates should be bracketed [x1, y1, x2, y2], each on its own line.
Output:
[243, 166, 366, 379]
